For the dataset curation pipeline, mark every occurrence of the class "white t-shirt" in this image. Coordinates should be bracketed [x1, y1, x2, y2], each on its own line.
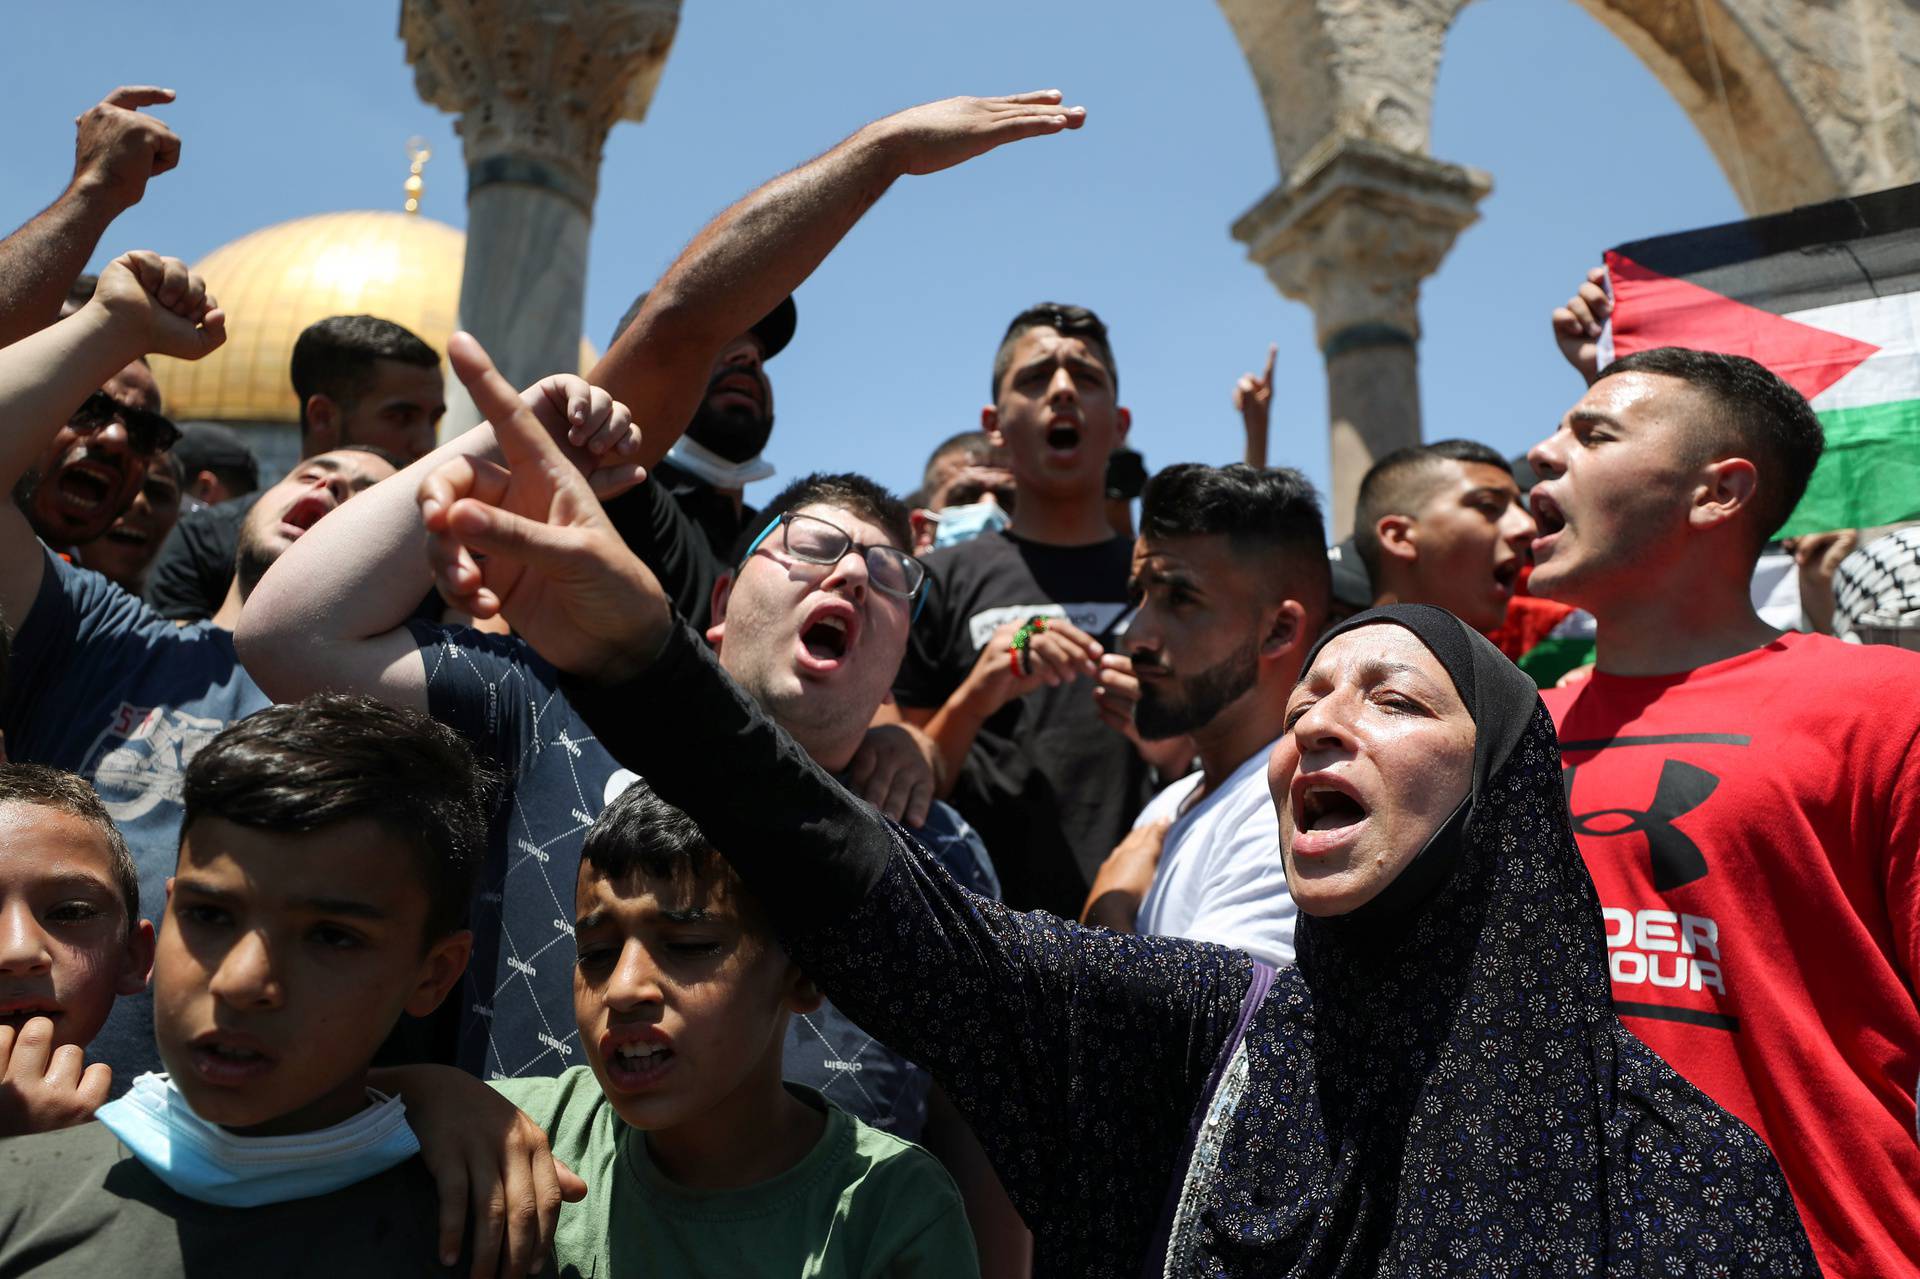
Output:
[1133, 738, 1296, 967]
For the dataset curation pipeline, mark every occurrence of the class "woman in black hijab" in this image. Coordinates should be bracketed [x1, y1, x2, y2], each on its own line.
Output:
[572, 602, 1817, 1276]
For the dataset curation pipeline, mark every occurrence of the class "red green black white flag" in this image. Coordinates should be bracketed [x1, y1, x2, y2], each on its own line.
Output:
[1599, 182, 1920, 537]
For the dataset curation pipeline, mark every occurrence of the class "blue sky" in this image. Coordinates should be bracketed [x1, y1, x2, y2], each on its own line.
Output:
[0, 0, 1743, 507]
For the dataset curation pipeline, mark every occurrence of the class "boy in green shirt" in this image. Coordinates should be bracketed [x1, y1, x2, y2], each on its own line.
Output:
[408, 775, 977, 1278]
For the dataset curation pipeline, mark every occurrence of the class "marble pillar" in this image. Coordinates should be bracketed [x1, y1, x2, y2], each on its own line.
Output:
[1233, 140, 1489, 537]
[401, 0, 681, 432]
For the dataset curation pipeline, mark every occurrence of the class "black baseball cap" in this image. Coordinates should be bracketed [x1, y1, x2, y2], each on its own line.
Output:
[173, 422, 261, 493]
[611, 293, 797, 360]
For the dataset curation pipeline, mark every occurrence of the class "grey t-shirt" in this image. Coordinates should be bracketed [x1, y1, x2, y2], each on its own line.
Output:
[0, 1121, 463, 1276]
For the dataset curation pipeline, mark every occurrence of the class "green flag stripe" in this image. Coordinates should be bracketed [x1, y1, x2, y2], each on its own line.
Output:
[1517, 634, 1597, 689]
[1780, 398, 1920, 537]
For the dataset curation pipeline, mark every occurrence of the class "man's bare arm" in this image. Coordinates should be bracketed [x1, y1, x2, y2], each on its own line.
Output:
[0, 252, 222, 631]
[592, 91, 1085, 469]
[0, 88, 181, 349]
[235, 369, 644, 712]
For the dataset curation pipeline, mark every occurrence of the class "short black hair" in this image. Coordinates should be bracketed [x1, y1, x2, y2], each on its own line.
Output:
[66, 273, 99, 312]
[991, 302, 1118, 401]
[182, 694, 491, 941]
[1599, 347, 1825, 544]
[732, 472, 913, 562]
[1353, 439, 1514, 581]
[921, 430, 994, 492]
[0, 763, 138, 938]
[1140, 463, 1331, 620]
[580, 777, 757, 926]
[291, 316, 440, 432]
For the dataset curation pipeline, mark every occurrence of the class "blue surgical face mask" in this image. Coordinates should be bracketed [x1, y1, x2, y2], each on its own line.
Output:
[94, 1073, 421, 1207]
[932, 500, 1011, 549]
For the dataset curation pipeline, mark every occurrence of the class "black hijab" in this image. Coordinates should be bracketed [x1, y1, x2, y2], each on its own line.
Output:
[1178, 605, 1815, 1275]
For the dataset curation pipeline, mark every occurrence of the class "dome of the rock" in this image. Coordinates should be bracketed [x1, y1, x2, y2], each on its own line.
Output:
[148, 210, 596, 479]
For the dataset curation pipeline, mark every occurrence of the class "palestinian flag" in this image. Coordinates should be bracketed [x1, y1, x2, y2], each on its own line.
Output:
[1599, 182, 1920, 538]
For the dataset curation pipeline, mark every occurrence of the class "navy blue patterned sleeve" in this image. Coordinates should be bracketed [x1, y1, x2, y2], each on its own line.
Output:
[562, 621, 1253, 1258]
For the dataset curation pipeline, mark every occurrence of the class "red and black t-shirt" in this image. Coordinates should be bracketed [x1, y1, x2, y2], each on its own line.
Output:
[1544, 633, 1920, 1278]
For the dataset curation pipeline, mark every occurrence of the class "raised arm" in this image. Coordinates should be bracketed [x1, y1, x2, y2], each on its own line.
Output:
[0, 252, 221, 629]
[415, 338, 1254, 1233]
[592, 92, 1084, 468]
[234, 357, 643, 711]
[0, 88, 181, 349]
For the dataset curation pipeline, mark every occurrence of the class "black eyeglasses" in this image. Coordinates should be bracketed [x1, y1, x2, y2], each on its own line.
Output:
[743, 512, 928, 604]
[69, 391, 180, 457]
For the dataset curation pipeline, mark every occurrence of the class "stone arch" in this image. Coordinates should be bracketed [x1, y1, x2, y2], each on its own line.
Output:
[1219, 0, 1920, 532]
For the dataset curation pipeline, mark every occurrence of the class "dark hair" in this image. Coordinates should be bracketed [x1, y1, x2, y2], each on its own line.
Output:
[182, 694, 491, 940]
[1140, 463, 1331, 618]
[1353, 439, 1514, 580]
[732, 472, 913, 562]
[920, 430, 994, 491]
[1599, 347, 1824, 544]
[990, 302, 1118, 401]
[291, 316, 440, 432]
[580, 777, 754, 922]
[66, 273, 99, 312]
[0, 763, 139, 938]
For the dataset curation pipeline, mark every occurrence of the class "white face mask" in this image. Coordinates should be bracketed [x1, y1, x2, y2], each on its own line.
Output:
[93, 1073, 420, 1207]
[931, 500, 1012, 549]
[665, 436, 776, 490]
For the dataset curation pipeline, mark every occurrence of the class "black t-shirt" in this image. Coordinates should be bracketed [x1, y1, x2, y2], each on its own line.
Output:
[143, 492, 257, 621]
[603, 469, 734, 634]
[893, 530, 1152, 914]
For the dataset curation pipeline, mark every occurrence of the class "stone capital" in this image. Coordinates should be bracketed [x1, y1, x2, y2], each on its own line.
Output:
[402, 0, 680, 213]
[1232, 138, 1490, 348]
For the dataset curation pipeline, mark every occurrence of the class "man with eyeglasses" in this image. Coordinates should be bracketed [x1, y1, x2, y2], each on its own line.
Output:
[239, 416, 1029, 1268]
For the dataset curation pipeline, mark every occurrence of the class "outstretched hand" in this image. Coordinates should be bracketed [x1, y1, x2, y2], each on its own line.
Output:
[72, 86, 180, 214]
[868, 91, 1086, 178]
[420, 332, 671, 684]
[90, 250, 225, 360]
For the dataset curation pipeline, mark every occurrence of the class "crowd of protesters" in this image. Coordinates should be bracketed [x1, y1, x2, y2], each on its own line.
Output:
[0, 82, 1913, 1279]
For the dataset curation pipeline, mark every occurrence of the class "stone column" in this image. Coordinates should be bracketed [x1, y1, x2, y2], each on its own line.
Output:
[1233, 139, 1489, 537]
[401, 0, 680, 431]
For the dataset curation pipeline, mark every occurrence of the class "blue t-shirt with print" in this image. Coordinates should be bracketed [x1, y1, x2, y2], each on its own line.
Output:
[0, 549, 271, 1085]
[405, 622, 998, 1137]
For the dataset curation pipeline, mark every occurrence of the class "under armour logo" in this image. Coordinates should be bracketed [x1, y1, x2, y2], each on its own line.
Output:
[1564, 758, 1720, 890]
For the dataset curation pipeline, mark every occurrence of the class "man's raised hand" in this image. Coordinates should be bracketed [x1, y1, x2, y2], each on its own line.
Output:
[1234, 343, 1277, 469]
[1551, 266, 1612, 385]
[90, 250, 225, 360]
[72, 87, 181, 215]
[868, 91, 1085, 178]
[420, 333, 670, 684]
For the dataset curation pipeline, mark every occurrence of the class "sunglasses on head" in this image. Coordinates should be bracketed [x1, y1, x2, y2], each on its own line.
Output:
[68, 391, 180, 457]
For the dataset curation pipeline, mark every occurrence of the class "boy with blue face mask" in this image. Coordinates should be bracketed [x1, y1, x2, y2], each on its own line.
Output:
[0, 695, 497, 1276]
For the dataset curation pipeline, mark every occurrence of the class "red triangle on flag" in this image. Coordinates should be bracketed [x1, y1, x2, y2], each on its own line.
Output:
[1604, 252, 1878, 402]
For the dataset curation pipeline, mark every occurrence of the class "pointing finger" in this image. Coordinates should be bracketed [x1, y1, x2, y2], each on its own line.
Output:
[448, 332, 570, 474]
[1261, 342, 1277, 385]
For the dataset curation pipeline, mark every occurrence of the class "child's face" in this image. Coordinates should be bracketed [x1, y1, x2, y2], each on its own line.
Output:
[0, 801, 153, 1049]
[153, 816, 470, 1134]
[573, 861, 818, 1133]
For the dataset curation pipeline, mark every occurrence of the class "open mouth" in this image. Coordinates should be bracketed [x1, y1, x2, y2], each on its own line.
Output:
[105, 523, 151, 547]
[279, 493, 333, 537]
[1529, 489, 1567, 545]
[1298, 785, 1368, 833]
[802, 615, 850, 661]
[604, 1039, 675, 1090]
[190, 1036, 276, 1084]
[1044, 423, 1082, 453]
[1492, 556, 1522, 595]
[53, 463, 119, 512]
[0, 1002, 61, 1032]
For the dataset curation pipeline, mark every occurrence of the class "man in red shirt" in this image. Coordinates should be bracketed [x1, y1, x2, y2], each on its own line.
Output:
[1528, 342, 1920, 1278]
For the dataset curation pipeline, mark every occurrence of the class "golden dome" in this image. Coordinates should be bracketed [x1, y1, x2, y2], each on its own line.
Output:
[151, 210, 595, 424]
